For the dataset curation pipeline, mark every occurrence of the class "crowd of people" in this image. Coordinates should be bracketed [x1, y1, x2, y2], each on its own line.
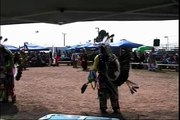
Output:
[1, 31, 178, 118]
[131, 48, 179, 71]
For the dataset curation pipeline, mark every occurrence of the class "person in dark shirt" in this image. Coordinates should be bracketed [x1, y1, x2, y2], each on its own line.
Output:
[80, 48, 88, 71]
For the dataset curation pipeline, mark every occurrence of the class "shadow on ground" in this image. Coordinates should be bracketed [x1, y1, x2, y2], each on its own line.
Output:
[0, 102, 58, 119]
[0, 102, 19, 115]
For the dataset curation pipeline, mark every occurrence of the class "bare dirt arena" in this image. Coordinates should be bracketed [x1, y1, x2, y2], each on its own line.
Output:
[1, 64, 179, 120]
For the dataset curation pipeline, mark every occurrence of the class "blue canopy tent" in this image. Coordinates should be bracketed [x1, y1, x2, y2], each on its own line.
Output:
[73, 43, 100, 52]
[4, 44, 19, 52]
[85, 43, 100, 51]
[75, 43, 100, 51]
[75, 43, 92, 51]
[66, 43, 97, 53]
[66, 44, 82, 53]
[20, 43, 49, 51]
[110, 39, 143, 48]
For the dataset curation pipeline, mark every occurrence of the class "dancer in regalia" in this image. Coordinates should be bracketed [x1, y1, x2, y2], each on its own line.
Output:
[87, 30, 121, 114]
[0, 44, 22, 103]
[81, 30, 139, 114]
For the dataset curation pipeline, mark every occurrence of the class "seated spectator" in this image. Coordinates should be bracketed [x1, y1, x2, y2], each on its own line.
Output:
[167, 54, 179, 64]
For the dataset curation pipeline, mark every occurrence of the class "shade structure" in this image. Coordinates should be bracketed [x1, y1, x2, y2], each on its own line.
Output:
[66, 44, 81, 51]
[75, 43, 92, 51]
[4, 44, 19, 51]
[1, 0, 178, 25]
[66, 43, 100, 52]
[85, 43, 100, 51]
[20, 43, 49, 51]
[136, 45, 153, 52]
[110, 39, 143, 48]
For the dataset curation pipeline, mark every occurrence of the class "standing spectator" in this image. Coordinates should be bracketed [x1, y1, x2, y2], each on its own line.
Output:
[80, 48, 88, 71]
[20, 50, 28, 70]
[13, 52, 23, 80]
[147, 47, 157, 71]
[71, 53, 79, 68]
[55, 53, 61, 66]
[49, 51, 53, 66]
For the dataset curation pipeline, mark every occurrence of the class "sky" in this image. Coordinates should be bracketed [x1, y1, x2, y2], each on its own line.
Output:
[0, 20, 179, 48]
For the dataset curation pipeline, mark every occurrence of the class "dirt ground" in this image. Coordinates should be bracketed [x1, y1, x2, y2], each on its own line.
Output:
[1, 64, 179, 120]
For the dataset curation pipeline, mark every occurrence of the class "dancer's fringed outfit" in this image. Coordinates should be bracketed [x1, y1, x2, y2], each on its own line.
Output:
[91, 45, 120, 113]
[0, 45, 22, 103]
